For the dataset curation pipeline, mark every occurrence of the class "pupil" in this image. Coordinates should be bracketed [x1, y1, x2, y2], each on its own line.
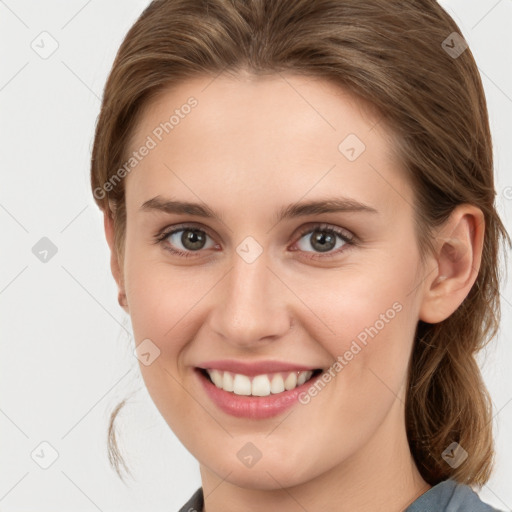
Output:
[183, 229, 205, 250]
[312, 231, 335, 252]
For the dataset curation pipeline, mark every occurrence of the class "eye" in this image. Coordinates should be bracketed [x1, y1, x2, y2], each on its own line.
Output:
[154, 224, 217, 258]
[154, 222, 356, 259]
[292, 223, 355, 259]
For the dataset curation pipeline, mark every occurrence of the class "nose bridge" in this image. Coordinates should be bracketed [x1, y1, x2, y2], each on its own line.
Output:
[209, 247, 291, 346]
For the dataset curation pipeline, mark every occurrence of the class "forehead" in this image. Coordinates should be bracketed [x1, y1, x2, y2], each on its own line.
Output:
[124, 73, 412, 220]
[130, 72, 386, 151]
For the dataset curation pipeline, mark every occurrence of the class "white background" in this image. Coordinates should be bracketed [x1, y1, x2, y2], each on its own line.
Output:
[0, 1, 511, 510]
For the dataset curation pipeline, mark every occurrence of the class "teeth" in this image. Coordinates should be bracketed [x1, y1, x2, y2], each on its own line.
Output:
[206, 369, 314, 396]
[284, 372, 297, 390]
[223, 372, 234, 392]
[210, 369, 223, 388]
[270, 374, 285, 394]
[233, 374, 251, 395]
[297, 371, 308, 386]
[251, 375, 271, 396]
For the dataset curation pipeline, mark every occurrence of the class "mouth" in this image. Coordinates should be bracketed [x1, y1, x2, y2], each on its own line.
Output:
[198, 367, 323, 396]
[194, 365, 325, 419]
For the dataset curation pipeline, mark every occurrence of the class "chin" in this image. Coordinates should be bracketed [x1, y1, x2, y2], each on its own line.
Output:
[199, 450, 320, 491]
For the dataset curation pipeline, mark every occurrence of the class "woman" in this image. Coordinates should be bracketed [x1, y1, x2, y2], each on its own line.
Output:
[90, 0, 510, 510]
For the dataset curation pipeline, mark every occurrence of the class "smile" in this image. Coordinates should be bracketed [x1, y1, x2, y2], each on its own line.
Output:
[195, 361, 325, 419]
[204, 368, 321, 396]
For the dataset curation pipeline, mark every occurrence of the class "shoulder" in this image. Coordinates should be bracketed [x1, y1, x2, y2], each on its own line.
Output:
[178, 482, 503, 512]
[406, 479, 503, 512]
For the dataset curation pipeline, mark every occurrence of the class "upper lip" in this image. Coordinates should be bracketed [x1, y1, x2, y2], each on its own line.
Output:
[196, 359, 321, 376]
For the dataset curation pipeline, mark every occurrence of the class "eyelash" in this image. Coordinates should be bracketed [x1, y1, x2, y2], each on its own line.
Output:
[153, 222, 357, 260]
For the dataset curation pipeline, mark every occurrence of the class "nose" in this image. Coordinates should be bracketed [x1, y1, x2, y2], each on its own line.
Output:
[206, 249, 292, 350]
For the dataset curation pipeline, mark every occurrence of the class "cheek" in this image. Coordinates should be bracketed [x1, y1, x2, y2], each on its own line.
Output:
[309, 257, 420, 390]
[124, 245, 199, 343]
[122, 245, 218, 407]
[123, 252, 200, 429]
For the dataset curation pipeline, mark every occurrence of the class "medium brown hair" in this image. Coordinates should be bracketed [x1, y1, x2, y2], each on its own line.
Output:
[90, 0, 511, 485]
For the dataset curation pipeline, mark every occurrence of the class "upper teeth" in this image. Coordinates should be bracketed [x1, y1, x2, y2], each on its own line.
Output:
[206, 369, 314, 396]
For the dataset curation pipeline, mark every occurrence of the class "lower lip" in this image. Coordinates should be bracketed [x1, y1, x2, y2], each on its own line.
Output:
[195, 368, 322, 419]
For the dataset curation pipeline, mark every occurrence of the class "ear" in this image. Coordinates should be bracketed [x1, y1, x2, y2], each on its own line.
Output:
[104, 210, 129, 314]
[418, 204, 485, 324]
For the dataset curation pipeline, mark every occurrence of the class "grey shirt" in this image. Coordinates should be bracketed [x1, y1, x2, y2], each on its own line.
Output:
[178, 479, 502, 512]
[405, 479, 502, 512]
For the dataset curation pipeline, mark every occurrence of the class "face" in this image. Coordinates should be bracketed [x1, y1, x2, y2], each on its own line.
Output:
[118, 73, 427, 489]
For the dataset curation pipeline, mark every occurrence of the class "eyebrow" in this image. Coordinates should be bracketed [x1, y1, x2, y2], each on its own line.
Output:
[140, 195, 378, 224]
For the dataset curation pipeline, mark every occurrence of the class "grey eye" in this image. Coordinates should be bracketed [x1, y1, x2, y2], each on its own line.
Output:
[166, 228, 214, 251]
[296, 229, 348, 253]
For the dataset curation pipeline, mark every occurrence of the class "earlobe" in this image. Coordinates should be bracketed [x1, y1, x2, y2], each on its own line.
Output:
[103, 210, 129, 314]
[419, 205, 485, 324]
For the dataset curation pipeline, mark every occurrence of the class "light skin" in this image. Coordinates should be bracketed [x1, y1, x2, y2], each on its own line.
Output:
[103, 72, 484, 512]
